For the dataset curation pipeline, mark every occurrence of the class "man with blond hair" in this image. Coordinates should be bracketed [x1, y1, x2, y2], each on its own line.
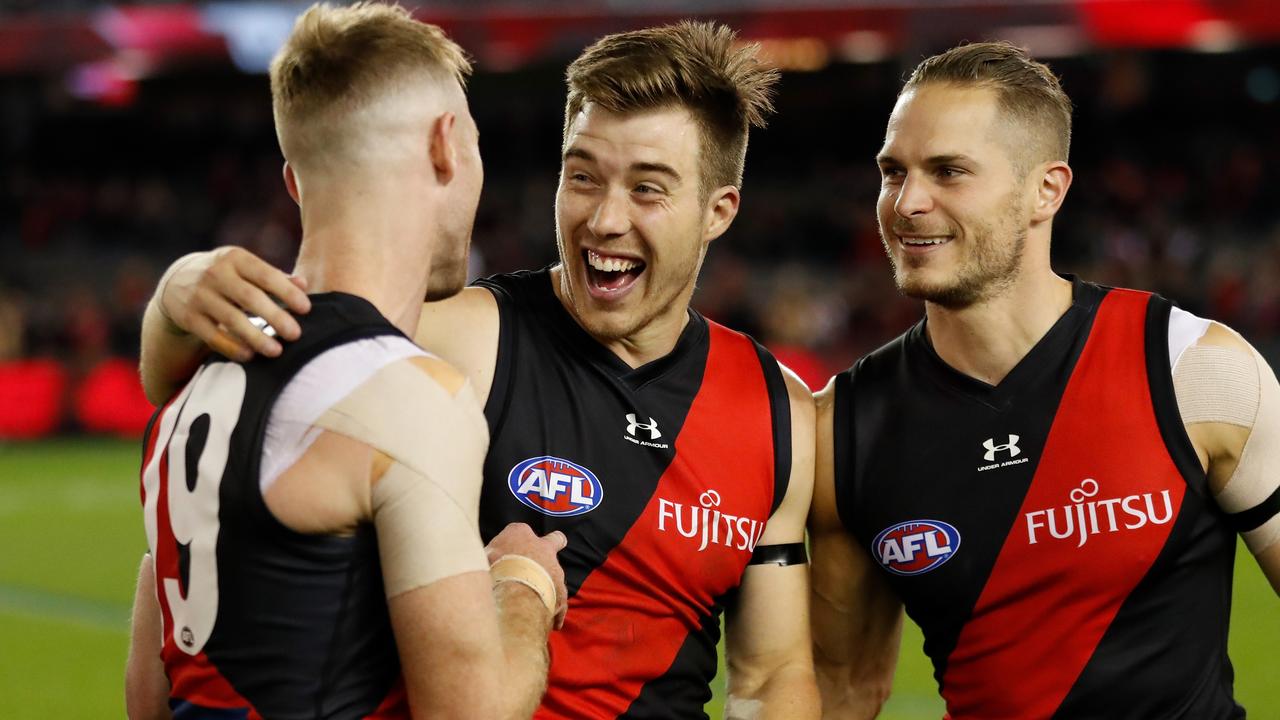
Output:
[137, 20, 819, 720]
[811, 41, 1279, 719]
[125, 4, 565, 718]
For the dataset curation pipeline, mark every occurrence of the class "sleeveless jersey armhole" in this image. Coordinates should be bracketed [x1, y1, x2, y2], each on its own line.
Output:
[473, 279, 517, 439]
[752, 340, 792, 515]
[1144, 295, 1211, 497]
[832, 367, 857, 533]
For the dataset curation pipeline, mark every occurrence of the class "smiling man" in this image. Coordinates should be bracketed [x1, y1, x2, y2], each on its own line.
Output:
[138, 21, 819, 720]
[809, 41, 1280, 719]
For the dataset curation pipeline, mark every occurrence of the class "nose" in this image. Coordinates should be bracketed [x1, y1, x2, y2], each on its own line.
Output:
[893, 173, 934, 218]
[588, 188, 631, 239]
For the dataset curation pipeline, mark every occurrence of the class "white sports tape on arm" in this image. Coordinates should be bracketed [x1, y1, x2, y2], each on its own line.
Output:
[1175, 342, 1280, 555]
[313, 358, 491, 597]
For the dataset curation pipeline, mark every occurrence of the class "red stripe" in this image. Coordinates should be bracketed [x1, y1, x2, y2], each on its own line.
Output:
[941, 290, 1186, 719]
[536, 323, 776, 719]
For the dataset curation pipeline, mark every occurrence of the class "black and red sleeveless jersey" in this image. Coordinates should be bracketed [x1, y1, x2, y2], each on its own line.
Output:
[832, 278, 1244, 719]
[474, 268, 792, 719]
[139, 293, 408, 720]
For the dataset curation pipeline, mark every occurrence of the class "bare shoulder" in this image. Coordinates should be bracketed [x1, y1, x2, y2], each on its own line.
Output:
[415, 286, 498, 347]
[777, 361, 817, 431]
[414, 286, 500, 403]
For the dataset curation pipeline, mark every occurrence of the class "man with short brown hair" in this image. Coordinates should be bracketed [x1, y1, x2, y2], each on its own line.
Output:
[811, 41, 1279, 719]
[126, 4, 564, 719]
[138, 20, 819, 720]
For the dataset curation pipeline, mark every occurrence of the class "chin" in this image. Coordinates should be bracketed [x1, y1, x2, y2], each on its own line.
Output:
[424, 266, 468, 301]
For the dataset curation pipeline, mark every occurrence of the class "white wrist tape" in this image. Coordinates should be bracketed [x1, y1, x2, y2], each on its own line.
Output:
[490, 554, 556, 614]
[1175, 342, 1280, 555]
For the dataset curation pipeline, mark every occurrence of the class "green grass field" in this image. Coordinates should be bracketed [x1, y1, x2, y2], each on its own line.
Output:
[1, 439, 1275, 718]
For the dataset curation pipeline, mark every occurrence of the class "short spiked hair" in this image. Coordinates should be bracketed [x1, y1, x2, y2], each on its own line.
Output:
[563, 21, 779, 196]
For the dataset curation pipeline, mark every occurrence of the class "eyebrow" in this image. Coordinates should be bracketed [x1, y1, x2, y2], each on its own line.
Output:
[876, 153, 977, 166]
[563, 147, 683, 184]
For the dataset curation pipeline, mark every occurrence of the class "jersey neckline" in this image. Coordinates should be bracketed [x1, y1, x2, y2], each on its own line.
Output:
[527, 266, 709, 387]
[910, 275, 1108, 409]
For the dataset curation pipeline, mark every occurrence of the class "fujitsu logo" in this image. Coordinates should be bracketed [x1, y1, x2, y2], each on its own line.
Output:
[657, 489, 765, 553]
[983, 435, 1020, 462]
[1025, 478, 1174, 548]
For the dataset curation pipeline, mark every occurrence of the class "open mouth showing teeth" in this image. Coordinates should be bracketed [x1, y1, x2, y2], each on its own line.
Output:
[584, 249, 645, 292]
[899, 236, 951, 247]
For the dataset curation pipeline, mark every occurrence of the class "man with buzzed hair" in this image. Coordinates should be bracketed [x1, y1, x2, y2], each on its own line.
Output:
[136, 20, 819, 720]
[125, 4, 565, 718]
[811, 41, 1279, 719]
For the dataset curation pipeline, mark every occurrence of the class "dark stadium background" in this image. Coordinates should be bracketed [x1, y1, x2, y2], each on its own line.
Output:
[1, 1, 1276, 717]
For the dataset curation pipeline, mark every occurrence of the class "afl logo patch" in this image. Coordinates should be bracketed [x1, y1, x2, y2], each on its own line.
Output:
[872, 520, 961, 576]
[508, 456, 603, 517]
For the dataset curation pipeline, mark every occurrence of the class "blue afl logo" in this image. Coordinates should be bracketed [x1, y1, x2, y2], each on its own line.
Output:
[508, 456, 603, 517]
[872, 520, 961, 576]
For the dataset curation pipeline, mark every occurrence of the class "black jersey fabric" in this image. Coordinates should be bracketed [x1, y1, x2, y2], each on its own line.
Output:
[474, 268, 792, 720]
[832, 279, 1244, 720]
[140, 293, 409, 719]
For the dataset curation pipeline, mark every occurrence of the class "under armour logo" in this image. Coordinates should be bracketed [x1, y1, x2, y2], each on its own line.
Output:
[983, 435, 1020, 462]
[625, 413, 662, 440]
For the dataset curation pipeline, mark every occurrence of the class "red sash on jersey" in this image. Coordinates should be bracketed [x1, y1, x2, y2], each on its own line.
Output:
[940, 290, 1187, 719]
[535, 323, 778, 719]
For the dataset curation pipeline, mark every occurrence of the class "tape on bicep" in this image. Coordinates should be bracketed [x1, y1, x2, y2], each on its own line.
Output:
[1175, 342, 1280, 555]
[372, 460, 489, 597]
[312, 358, 491, 596]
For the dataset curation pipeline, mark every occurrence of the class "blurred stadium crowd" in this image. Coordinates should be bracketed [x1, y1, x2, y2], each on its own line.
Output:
[2, 44, 1278, 436]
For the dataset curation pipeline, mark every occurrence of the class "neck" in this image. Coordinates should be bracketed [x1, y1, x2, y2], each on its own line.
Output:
[924, 267, 1073, 385]
[549, 264, 693, 368]
[292, 182, 432, 336]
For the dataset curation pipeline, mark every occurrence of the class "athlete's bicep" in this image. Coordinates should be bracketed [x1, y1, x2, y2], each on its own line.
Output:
[415, 286, 501, 406]
[1175, 322, 1280, 585]
[266, 353, 491, 593]
[757, 366, 815, 546]
[808, 378, 902, 719]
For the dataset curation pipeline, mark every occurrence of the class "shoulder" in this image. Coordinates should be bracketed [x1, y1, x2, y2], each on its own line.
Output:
[777, 361, 817, 439]
[416, 286, 499, 340]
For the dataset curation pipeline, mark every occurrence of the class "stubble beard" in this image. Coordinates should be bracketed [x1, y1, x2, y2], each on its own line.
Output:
[881, 191, 1028, 309]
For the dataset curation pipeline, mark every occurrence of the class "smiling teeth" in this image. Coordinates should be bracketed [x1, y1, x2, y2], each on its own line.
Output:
[902, 237, 948, 246]
[587, 250, 639, 272]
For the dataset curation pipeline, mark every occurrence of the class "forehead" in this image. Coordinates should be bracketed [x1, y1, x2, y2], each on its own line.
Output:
[880, 84, 1006, 160]
[563, 103, 700, 173]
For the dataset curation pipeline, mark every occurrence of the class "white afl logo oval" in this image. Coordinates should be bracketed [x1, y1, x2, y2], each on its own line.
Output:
[507, 456, 603, 517]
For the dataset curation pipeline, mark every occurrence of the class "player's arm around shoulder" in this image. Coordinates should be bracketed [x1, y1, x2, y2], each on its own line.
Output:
[723, 365, 820, 720]
[414, 286, 502, 406]
[267, 356, 559, 719]
[1178, 323, 1280, 595]
[139, 247, 310, 405]
[808, 377, 903, 720]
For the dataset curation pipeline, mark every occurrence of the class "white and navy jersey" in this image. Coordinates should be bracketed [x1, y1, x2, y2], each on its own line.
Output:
[474, 268, 793, 720]
[140, 293, 412, 719]
[833, 279, 1244, 719]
